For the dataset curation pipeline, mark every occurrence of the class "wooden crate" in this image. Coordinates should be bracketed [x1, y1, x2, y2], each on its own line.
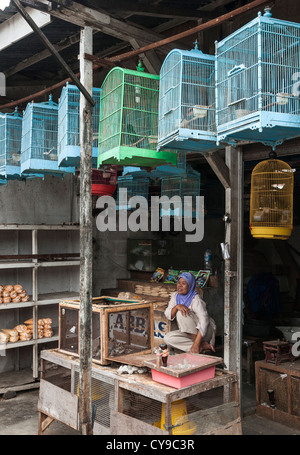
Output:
[256, 359, 300, 430]
[58, 297, 153, 365]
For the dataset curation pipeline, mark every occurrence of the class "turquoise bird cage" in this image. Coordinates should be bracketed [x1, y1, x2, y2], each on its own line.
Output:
[150, 153, 201, 218]
[215, 7, 300, 149]
[21, 95, 75, 175]
[158, 43, 222, 153]
[58, 84, 101, 167]
[0, 108, 22, 179]
[117, 167, 150, 210]
[98, 63, 177, 168]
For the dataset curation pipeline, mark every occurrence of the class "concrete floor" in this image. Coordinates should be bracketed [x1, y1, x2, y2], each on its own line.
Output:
[1, 378, 300, 435]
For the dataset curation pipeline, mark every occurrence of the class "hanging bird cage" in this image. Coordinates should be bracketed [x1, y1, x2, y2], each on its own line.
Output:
[91, 165, 118, 196]
[21, 95, 75, 175]
[0, 108, 22, 179]
[215, 7, 300, 149]
[98, 63, 177, 168]
[58, 83, 101, 167]
[158, 43, 222, 153]
[249, 154, 294, 240]
[117, 167, 150, 210]
[160, 168, 200, 218]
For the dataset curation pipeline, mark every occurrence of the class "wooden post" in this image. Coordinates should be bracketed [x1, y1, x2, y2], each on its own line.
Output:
[79, 26, 94, 435]
[223, 146, 243, 385]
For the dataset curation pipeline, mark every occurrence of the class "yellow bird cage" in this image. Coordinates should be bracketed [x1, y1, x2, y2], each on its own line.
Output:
[249, 154, 294, 240]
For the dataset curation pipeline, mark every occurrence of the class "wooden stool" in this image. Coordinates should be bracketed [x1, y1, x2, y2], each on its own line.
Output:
[263, 340, 294, 365]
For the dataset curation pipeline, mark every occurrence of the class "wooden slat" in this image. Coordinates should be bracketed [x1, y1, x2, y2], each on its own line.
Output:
[110, 410, 167, 435]
[38, 379, 78, 430]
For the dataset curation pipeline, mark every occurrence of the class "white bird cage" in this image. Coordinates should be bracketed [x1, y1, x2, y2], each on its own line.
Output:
[215, 7, 300, 149]
[21, 95, 75, 175]
[158, 43, 221, 153]
[0, 108, 22, 179]
[58, 83, 101, 167]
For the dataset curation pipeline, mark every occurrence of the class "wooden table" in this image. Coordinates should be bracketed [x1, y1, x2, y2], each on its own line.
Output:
[38, 349, 242, 435]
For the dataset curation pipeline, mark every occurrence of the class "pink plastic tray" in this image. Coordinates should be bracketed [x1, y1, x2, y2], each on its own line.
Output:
[144, 353, 223, 389]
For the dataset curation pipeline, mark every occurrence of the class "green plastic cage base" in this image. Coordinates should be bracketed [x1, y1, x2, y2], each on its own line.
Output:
[97, 146, 177, 168]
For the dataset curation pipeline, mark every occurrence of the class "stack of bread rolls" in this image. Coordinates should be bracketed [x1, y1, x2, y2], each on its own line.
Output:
[0, 284, 30, 304]
[1, 317, 53, 343]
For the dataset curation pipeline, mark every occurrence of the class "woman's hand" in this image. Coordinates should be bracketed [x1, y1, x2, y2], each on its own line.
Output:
[176, 304, 190, 317]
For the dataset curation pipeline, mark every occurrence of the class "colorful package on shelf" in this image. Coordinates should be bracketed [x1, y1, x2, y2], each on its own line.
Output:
[195, 270, 211, 288]
[164, 269, 180, 284]
[150, 267, 165, 282]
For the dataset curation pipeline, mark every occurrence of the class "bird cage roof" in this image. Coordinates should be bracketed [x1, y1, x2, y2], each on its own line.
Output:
[216, 7, 300, 48]
[252, 157, 294, 175]
[161, 44, 215, 66]
[0, 107, 22, 120]
[24, 94, 58, 113]
[101, 63, 159, 87]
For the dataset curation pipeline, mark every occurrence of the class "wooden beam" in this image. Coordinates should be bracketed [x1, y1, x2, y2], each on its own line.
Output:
[205, 150, 231, 189]
[78, 25, 93, 436]
[12, 0, 95, 106]
[223, 146, 243, 393]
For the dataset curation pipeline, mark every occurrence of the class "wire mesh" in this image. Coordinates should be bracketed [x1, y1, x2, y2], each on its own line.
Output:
[74, 371, 114, 429]
[158, 47, 217, 151]
[58, 84, 101, 164]
[250, 158, 294, 229]
[121, 384, 238, 435]
[216, 11, 300, 136]
[0, 109, 22, 177]
[106, 307, 151, 358]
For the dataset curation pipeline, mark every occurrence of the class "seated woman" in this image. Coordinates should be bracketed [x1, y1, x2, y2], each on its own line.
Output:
[164, 272, 216, 354]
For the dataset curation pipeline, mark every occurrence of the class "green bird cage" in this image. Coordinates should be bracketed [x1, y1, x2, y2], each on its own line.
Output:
[98, 63, 177, 168]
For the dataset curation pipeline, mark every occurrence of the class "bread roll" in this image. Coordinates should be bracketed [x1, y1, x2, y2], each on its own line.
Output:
[2, 328, 18, 337]
[9, 335, 19, 342]
[14, 284, 23, 293]
[24, 318, 33, 325]
[19, 291, 27, 298]
[43, 318, 53, 325]
[4, 285, 13, 292]
[14, 324, 27, 333]
[10, 290, 18, 299]
[20, 333, 32, 341]
[0, 332, 9, 342]
[0, 285, 4, 293]
[12, 296, 21, 303]
[43, 330, 53, 338]
[21, 296, 30, 302]
[3, 290, 10, 298]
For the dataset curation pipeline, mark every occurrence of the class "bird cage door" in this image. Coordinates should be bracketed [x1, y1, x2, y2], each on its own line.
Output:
[249, 155, 294, 239]
[0, 109, 22, 179]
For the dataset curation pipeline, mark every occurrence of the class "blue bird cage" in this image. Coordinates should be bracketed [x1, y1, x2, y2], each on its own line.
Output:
[159, 167, 200, 218]
[21, 95, 75, 175]
[0, 108, 22, 179]
[58, 83, 101, 167]
[158, 43, 221, 153]
[98, 63, 177, 168]
[117, 167, 150, 210]
[215, 7, 300, 149]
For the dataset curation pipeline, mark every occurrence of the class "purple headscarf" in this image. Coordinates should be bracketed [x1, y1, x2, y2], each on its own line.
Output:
[176, 272, 197, 308]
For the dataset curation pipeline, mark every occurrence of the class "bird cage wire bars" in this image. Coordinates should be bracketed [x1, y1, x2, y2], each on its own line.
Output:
[0, 108, 22, 179]
[98, 65, 177, 167]
[158, 44, 221, 153]
[58, 84, 101, 167]
[249, 156, 294, 240]
[215, 8, 300, 149]
[21, 95, 75, 175]
[117, 168, 150, 211]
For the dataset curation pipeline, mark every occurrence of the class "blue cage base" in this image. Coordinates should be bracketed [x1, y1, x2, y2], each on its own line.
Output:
[217, 111, 300, 149]
[21, 158, 75, 175]
[0, 165, 21, 179]
[158, 128, 223, 153]
[58, 145, 98, 168]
